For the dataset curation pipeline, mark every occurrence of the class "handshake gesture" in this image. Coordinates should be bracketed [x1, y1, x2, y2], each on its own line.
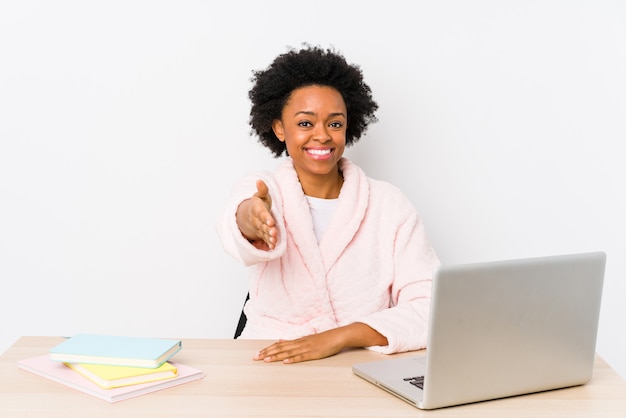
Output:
[236, 180, 278, 251]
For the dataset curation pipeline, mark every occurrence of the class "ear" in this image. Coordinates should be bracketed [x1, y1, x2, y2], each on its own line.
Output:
[272, 119, 285, 142]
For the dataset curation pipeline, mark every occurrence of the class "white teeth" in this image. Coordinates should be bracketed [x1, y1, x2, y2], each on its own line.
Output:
[308, 149, 331, 155]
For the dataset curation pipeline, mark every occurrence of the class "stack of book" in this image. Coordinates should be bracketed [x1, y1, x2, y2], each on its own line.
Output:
[17, 333, 204, 403]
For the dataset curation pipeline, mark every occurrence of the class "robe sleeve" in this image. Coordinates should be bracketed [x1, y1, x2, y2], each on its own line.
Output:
[359, 207, 440, 354]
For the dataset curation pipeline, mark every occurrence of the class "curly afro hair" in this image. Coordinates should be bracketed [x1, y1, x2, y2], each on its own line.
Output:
[248, 45, 379, 157]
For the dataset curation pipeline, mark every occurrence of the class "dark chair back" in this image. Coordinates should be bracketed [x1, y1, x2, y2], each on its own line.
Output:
[234, 293, 250, 339]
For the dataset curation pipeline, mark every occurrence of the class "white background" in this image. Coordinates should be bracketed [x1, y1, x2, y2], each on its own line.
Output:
[1, 1, 625, 379]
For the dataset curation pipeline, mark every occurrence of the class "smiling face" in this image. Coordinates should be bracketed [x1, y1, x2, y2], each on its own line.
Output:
[272, 85, 347, 197]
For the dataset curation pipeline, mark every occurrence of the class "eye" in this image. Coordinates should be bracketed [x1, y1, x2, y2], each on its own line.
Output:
[329, 121, 344, 129]
[298, 121, 313, 127]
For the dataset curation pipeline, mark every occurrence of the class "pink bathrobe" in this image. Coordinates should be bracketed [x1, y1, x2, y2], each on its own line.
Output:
[217, 158, 440, 354]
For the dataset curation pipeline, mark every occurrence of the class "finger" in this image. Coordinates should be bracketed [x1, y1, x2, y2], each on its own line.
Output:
[252, 181, 275, 228]
[252, 199, 273, 226]
[253, 340, 291, 361]
[250, 208, 276, 249]
[255, 180, 270, 201]
[254, 340, 312, 363]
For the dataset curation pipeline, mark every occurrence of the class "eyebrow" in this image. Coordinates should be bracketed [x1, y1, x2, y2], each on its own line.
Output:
[293, 111, 346, 118]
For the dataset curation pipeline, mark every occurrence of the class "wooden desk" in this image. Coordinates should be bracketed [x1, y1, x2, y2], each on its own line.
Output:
[1, 336, 626, 417]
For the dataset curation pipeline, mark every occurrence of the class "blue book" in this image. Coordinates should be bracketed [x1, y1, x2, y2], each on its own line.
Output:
[49, 334, 182, 368]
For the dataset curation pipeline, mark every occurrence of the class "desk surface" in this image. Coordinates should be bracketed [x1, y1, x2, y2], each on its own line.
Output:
[1, 336, 626, 418]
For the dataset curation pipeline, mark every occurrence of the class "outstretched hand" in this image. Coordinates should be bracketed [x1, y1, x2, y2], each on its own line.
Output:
[236, 180, 278, 250]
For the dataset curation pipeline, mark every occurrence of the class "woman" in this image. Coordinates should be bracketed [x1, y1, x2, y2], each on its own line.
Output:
[217, 45, 440, 364]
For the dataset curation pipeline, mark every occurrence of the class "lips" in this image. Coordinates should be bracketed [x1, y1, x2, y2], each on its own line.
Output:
[305, 148, 333, 160]
[307, 148, 332, 155]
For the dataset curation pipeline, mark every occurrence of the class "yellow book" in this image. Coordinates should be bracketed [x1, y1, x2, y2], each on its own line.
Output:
[66, 361, 178, 389]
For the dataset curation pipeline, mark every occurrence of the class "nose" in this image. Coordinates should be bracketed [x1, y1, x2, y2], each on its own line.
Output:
[313, 124, 331, 142]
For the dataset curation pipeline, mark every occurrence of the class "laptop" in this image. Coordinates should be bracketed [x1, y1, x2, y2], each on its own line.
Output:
[352, 251, 606, 410]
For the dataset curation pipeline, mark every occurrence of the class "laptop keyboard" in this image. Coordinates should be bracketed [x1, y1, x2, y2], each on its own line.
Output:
[403, 376, 425, 390]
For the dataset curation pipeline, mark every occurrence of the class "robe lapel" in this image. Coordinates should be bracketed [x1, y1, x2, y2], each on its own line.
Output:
[275, 159, 325, 278]
[319, 159, 369, 272]
[273, 158, 369, 330]
[275, 158, 369, 275]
